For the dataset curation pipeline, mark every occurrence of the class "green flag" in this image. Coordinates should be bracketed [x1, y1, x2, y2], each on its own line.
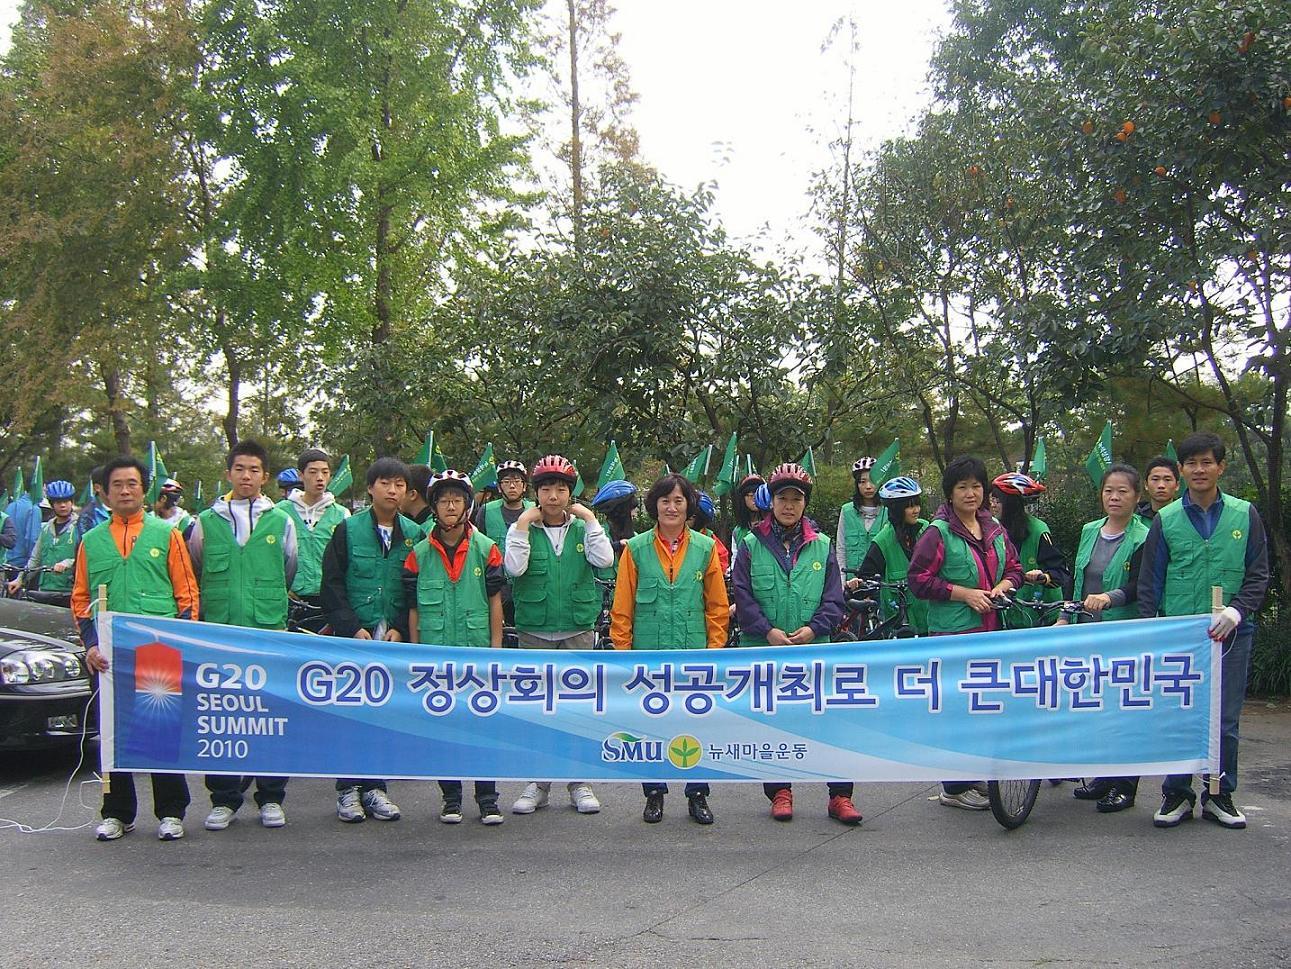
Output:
[146, 442, 171, 504]
[0, 490, 8, 508]
[1085, 420, 1114, 487]
[1165, 439, 1178, 462]
[27, 456, 43, 503]
[11, 466, 24, 499]
[414, 431, 448, 472]
[470, 443, 497, 489]
[680, 445, 712, 483]
[329, 455, 352, 495]
[712, 433, 739, 497]
[798, 447, 817, 478]
[1030, 438, 1048, 481]
[194, 479, 204, 509]
[871, 439, 901, 486]
[596, 441, 625, 490]
[573, 470, 586, 496]
[78, 480, 93, 506]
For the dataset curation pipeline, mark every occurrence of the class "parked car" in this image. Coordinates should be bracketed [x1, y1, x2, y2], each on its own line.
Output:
[0, 596, 96, 749]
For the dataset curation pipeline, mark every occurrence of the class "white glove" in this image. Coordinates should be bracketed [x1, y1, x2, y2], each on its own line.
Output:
[1208, 606, 1241, 640]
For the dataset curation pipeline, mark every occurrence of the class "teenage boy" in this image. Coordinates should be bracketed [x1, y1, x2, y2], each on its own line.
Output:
[400, 464, 435, 529]
[74, 465, 111, 545]
[1140, 432, 1269, 830]
[1137, 455, 1180, 522]
[7, 480, 78, 597]
[403, 470, 507, 825]
[611, 473, 728, 825]
[733, 463, 857, 825]
[506, 454, 613, 815]
[278, 448, 350, 602]
[76, 457, 200, 842]
[474, 460, 535, 548]
[321, 457, 422, 823]
[189, 440, 298, 832]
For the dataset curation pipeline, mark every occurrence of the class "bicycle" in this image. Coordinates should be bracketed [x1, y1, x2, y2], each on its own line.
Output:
[2, 564, 71, 608]
[287, 596, 331, 635]
[835, 570, 921, 641]
[593, 577, 615, 650]
[984, 595, 1094, 829]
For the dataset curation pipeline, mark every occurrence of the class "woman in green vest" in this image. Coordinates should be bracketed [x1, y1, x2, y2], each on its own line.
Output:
[405, 469, 508, 826]
[836, 457, 886, 585]
[6, 480, 78, 598]
[1059, 463, 1150, 814]
[729, 473, 764, 570]
[989, 473, 1069, 629]
[858, 476, 929, 635]
[609, 473, 728, 825]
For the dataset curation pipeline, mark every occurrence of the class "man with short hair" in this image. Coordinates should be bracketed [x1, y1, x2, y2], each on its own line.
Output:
[1140, 432, 1269, 830]
[76, 456, 200, 842]
[189, 440, 298, 832]
[400, 463, 435, 529]
[74, 465, 111, 546]
[278, 448, 349, 603]
[1137, 455, 1180, 522]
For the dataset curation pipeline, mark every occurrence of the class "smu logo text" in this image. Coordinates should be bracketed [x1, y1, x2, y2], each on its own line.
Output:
[602, 731, 662, 763]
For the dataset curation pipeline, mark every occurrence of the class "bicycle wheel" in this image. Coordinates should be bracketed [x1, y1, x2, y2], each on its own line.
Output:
[987, 779, 1040, 829]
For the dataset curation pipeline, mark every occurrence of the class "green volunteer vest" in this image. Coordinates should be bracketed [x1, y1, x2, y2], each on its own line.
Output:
[412, 529, 494, 647]
[870, 520, 929, 635]
[196, 506, 290, 629]
[82, 515, 178, 616]
[923, 518, 1007, 634]
[1158, 494, 1251, 616]
[149, 509, 192, 534]
[345, 509, 421, 632]
[482, 498, 534, 549]
[34, 519, 77, 592]
[732, 525, 751, 551]
[1071, 516, 1149, 623]
[625, 529, 714, 650]
[279, 499, 347, 597]
[511, 517, 600, 632]
[740, 529, 831, 647]
[1003, 515, 1063, 628]
[840, 502, 888, 572]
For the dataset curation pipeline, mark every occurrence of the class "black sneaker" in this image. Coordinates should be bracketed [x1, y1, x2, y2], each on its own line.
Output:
[1153, 792, 1195, 828]
[479, 801, 504, 826]
[1201, 793, 1246, 829]
[439, 800, 463, 825]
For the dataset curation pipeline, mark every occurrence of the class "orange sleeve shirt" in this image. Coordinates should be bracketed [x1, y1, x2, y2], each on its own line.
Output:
[610, 529, 729, 650]
[71, 511, 199, 623]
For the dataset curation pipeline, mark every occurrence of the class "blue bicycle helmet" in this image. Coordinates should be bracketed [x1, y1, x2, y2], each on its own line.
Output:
[591, 479, 638, 509]
[44, 480, 75, 501]
[878, 476, 922, 501]
[696, 491, 716, 520]
[754, 483, 771, 512]
[277, 468, 302, 489]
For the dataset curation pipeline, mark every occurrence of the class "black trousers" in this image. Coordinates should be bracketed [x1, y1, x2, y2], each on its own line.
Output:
[101, 772, 190, 822]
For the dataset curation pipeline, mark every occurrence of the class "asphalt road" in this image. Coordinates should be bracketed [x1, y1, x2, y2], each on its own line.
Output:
[2, 703, 1289, 968]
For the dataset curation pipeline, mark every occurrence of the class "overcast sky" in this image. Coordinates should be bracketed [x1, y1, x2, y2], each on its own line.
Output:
[0, 0, 952, 265]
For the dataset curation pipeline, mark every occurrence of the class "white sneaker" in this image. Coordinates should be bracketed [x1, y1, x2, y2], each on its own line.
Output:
[337, 787, 365, 823]
[1201, 793, 1246, 829]
[569, 783, 601, 814]
[204, 806, 236, 831]
[511, 782, 549, 814]
[362, 789, 401, 821]
[938, 790, 990, 811]
[95, 818, 133, 841]
[259, 802, 286, 828]
[157, 817, 185, 840]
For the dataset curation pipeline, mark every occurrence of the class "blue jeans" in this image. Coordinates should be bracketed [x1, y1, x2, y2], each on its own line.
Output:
[1163, 628, 1252, 798]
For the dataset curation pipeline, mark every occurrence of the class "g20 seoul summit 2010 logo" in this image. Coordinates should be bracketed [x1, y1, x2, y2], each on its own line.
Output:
[602, 731, 703, 769]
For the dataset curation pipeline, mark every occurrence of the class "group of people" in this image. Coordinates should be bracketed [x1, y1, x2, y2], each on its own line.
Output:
[35, 429, 1266, 843]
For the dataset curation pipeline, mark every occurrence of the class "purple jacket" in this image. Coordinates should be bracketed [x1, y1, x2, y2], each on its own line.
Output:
[732, 516, 846, 641]
[908, 503, 1023, 634]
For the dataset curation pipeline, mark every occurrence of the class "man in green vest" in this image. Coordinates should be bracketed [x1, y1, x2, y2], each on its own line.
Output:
[402, 469, 507, 825]
[474, 459, 534, 548]
[321, 456, 421, 824]
[187, 440, 298, 832]
[837, 456, 887, 589]
[506, 454, 613, 816]
[7, 479, 78, 598]
[1137, 455, 1180, 523]
[733, 463, 859, 825]
[1140, 432, 1269, 830]
[75, 456, 200, 842]
[278, 448, 350, 603]
[610, 473, 728, 825]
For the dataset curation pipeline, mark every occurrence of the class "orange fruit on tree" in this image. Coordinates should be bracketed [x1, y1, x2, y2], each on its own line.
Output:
[1121, 121, 1135, 134]
[1115, 131, 1128, 142]
[1238, 30, 1255, 53]
[1154, 165, 1167, 177]
[1209, 110, 1222, 125]
[1283, 96, 1291, 109]
[1081, 119, 1095, 135]
[1113, 188, 1127, 205]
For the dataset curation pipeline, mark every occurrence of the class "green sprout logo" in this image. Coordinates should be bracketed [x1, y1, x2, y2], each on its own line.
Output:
[668, 735, 702, 769]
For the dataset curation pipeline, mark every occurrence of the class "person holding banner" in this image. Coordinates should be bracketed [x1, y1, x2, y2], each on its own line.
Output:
[610, 473, 729, 825]
[278, 448, 351, 604]
[732, 463, 858, 825]
[188, 440, 299, 832]
[908, 455, 1023, 811]
[321, 457, 422, 824]
[837, 457, 886, 589]
[858, 476, 929, 635]
[75, 456, 200, 842]
[1136, 455, 1180, 523]
[1058, 463, 1149, 813]
[403, 469, 508, 825]
[506, 454, 613, 816]
[1139, 432, 1269, 830]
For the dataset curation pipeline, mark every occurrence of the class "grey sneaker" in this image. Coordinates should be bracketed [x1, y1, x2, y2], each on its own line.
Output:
[157, 817, 185, 841]
[938, 790, 990, 811]
[569, 783, 601, 814]
[203, 806, 236, 831]
[259, 802, 286, 828]
[336, 787, 365, 823]
[95, 818, 134, 841]
[511, 782, 549, 815]
[362, 788, 401, 821]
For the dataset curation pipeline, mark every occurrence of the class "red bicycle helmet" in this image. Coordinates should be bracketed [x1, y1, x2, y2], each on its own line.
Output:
[736, 473, 765, 496]
[991, 472, 1046, 498]
[531, 454, 578, 487]
[767, 463, 813, 500]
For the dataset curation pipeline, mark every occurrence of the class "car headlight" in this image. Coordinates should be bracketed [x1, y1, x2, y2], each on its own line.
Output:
[1, 649, 84, 685]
